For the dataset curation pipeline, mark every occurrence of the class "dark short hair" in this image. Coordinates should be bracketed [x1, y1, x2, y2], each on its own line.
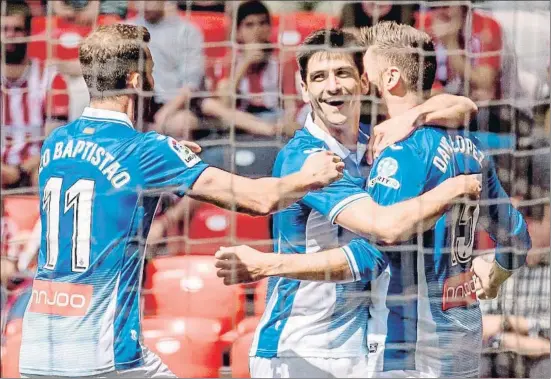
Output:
[297, 28, 364, 83]
[79, 24, 151, 99]
[236, 0, 271, 28]
[5, 0, 32, 34]
[359, 21, 436, 92]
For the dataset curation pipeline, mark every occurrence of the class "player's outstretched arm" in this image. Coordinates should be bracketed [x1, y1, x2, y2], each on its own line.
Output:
[214, 239, 385, 284]
[334, 174, 482, 244]
[188, 151, 344, 216]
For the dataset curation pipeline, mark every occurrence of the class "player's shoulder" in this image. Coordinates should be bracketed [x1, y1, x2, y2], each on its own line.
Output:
[41, 120, 75, 147]
[273, 128, 327, 174]
[139, 131, 202, 167]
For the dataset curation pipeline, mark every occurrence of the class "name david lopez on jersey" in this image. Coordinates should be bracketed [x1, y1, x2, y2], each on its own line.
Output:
[433, 134, 485, 173]
[39, 139, 131, 189]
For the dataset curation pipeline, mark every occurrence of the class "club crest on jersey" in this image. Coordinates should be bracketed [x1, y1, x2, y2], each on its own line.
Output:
[168, 138, 201, 167]
[368, 157, 400, 189]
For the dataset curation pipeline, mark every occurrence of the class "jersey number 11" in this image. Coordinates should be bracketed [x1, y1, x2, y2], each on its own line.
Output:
[43, 177, 95, 273]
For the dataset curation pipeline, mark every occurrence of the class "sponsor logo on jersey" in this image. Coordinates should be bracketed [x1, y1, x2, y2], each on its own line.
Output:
[368, 157, 400, 189]
[442, 271, 477, 311]
[29, 280, 93, 317]
[168, 138, 201, 167]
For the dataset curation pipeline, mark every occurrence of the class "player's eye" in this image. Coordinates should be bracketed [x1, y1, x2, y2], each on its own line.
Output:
[336, 69, 353, 78]
[310, 73, 326, 82]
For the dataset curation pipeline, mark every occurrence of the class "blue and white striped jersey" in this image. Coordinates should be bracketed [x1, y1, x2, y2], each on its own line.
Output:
[250, 114, 387, 359]
[19, 107, 209, 376]
[365, 126, 531, 377]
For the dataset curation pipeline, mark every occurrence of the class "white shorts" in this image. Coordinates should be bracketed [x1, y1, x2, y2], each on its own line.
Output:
[21, 347, 175, 378]
[249, 356, 370, 378]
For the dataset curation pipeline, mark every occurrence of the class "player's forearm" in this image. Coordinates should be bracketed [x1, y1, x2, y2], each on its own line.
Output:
[263, 248, 354, 282]
[251, 172, 316, 214]
[487, 260, 513, 291]
[192, 170, 312, 216]
[378, 176, 468, 242]
[486, 172, 531, 269]
[421, 94, 478, 128]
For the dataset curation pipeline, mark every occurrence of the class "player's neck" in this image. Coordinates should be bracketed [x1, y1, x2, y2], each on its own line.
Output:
[89, 97, 134, 123]
[385, 92, 423, 119]
[312, 115, 358, 150]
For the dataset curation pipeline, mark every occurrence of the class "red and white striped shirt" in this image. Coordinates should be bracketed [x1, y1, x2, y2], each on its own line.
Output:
[213, 51, 298, 113]
[1, 59, 69, 166]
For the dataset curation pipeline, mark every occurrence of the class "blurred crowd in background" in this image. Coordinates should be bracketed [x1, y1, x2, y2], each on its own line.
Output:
[1, 1, 550, 377]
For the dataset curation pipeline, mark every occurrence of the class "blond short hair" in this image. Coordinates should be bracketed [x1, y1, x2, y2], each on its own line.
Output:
[359, 21, 436, 92]
[79, 24, 151, 99]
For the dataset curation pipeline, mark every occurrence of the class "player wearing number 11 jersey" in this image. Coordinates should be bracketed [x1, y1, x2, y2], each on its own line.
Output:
[18, 24, 344, 378]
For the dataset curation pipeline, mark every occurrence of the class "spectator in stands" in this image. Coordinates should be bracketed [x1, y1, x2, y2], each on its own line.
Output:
[339, 1, 417, 30]
[49, 0, 127, 24]
[416, 1, 503, 101]
[478, 139, 550, 378]
[215, 0, 300, 134]
[129, 0, 277, 139]
[1, 1, 69, 189]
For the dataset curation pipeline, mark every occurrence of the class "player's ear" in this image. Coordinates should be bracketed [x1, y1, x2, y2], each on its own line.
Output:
[300, 80, 310, 104]
[384, 67, 401, 92]
[127, 72, 143, 92]
[361, 72, 370, 95]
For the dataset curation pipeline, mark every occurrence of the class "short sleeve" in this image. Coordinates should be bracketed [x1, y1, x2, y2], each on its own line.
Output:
[366, 145, 427, 206]
[342, 238, 388, 283]
[139, 133, 209, 197]
[278, 146, 370, 223]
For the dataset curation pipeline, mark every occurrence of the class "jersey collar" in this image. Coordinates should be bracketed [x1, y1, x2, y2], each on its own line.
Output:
[304, 112, 368, 164]
[81, 107, 134, 129]
[305, 113, 351, 159]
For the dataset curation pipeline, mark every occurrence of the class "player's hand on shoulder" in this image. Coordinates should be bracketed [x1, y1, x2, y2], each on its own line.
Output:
[214, 245, 270, 285]
[367, 109, 420, 164]
[300, 151, 344, 190]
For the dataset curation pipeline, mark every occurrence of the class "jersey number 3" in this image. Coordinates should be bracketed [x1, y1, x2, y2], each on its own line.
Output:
[451, 203, 480, 266]
[43, 178, 95, 272]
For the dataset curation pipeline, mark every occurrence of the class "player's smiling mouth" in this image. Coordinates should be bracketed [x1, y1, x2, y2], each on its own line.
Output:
[323, 97, 346, 108]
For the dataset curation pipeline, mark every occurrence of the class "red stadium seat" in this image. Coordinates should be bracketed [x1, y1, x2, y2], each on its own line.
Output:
[2, 195, 39, 232]
[271, 12, 340, 46]
[147, 255, 246, 332]
[179, 11, 231, 59]
[230, 331, 255, 378]
[29, 16, 92, 61]
[1, 319, 23, 378]
[143, 316, 225, 378]
[183, 203, 271, 256]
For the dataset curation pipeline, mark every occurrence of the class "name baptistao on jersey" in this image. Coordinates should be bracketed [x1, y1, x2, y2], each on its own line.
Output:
[39, 139, 131, 189]
[19, 107, 209, 377]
